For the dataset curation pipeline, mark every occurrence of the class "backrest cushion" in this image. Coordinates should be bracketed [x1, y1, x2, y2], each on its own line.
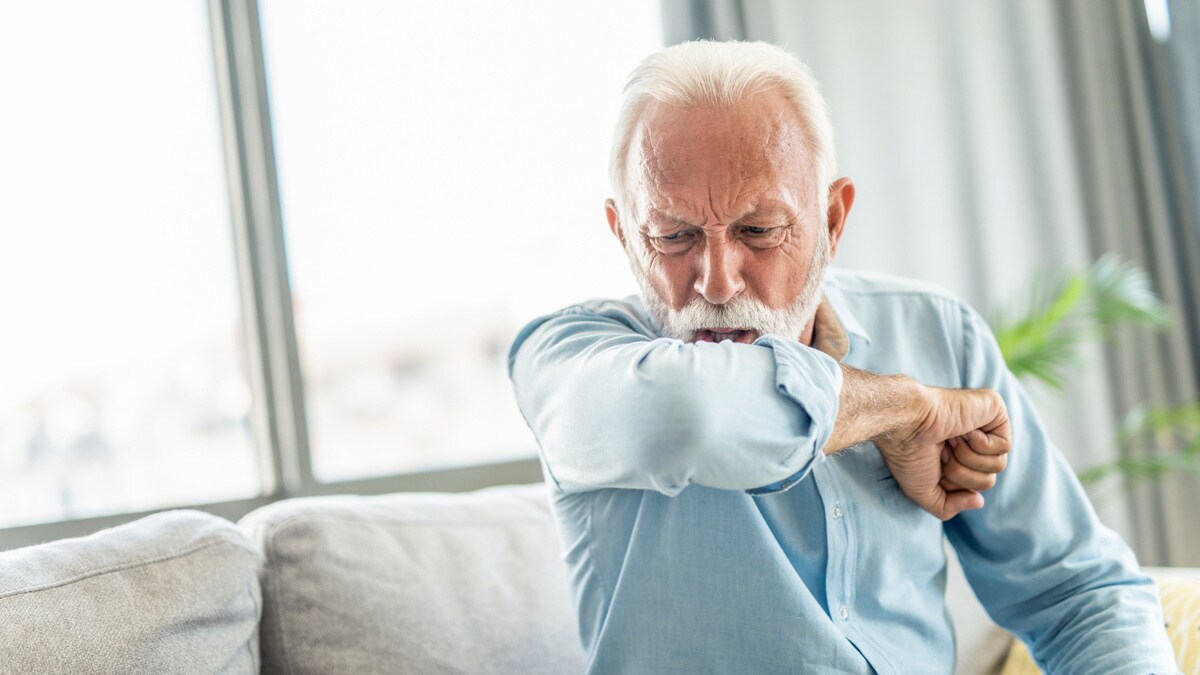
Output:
[0, 510, 261, 674]
[239, 483, 586, 675]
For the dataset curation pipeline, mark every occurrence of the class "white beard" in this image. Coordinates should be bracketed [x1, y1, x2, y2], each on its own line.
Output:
[629, 224, 830, 342]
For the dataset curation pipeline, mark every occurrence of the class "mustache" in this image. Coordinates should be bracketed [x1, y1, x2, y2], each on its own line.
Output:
[667, 296, 783, 333]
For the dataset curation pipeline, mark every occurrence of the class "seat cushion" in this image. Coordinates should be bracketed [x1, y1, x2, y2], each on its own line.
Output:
[0, 509, 261, 674]
[239, 483, 586, 675]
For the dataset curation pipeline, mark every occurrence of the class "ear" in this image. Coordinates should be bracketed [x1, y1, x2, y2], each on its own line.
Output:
[825, 177, 855, 258]
[605, 198, 627, 248]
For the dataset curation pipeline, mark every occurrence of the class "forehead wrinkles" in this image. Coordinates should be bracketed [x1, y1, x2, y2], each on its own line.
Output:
[632, 101, 810, 217]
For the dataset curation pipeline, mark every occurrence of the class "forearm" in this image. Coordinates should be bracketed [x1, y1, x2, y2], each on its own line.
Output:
[512, 304, 1006, 505]
[827, 362, 1011, 520]
[510, 307, 843, 494]
[822, 365, 923, 455]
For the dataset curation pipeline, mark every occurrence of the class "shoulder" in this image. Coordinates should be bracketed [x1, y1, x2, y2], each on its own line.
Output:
[825, 268, 977, 323]
[825, 269, 996, 386]
[825, 268, 967, 306]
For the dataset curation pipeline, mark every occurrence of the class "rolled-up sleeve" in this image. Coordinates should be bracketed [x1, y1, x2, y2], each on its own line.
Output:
[945, 303, 1178, 674]
[507, 300, 842, 496]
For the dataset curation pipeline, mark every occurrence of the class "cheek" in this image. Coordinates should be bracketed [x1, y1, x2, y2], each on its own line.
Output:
[747, 247, 809, 308]
[645, 253, 696, 306]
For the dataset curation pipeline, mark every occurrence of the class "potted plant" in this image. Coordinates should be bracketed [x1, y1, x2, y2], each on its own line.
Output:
[991, 255, 1200, 496]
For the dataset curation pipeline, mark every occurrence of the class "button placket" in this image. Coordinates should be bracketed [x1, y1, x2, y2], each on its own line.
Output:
[815, 465, 855, 629]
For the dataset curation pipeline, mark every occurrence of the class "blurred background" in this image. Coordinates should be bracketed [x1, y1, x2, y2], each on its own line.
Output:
[1, 1, 1197, 566]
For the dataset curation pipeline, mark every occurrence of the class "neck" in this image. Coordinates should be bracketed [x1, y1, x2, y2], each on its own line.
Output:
[801, 319, 816, 346]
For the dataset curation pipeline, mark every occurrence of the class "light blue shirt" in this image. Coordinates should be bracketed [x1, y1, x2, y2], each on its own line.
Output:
[508, 269, 1176, 674]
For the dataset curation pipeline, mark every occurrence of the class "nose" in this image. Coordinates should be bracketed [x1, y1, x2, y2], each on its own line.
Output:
[693, 238, 746, 305]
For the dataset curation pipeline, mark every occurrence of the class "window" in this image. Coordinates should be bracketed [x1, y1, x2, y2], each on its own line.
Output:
[0, 1, 258, 529]
[259, 1, 659, 481]
[0, 1, 662, 542]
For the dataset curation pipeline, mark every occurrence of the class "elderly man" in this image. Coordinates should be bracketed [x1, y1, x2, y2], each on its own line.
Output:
[509, 41, 1175, 673]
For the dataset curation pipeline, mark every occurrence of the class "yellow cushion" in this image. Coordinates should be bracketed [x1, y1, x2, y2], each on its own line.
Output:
[998, 640, 1041, 675]
[998, 572, 1200, 674]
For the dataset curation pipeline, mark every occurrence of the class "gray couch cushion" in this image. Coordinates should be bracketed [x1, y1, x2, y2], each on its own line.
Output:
[239, 483, 586, 675]
[0, 509, 261, 675]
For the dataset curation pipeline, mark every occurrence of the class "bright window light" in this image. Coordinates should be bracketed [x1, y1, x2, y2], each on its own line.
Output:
[0, 1, 260, 527]
[259, 1, 662, 481]
[1144, 0, 1172, 42]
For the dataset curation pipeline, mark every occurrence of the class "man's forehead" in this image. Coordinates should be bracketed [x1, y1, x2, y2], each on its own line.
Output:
[628, 95, 814, 192]
[636, 100, 804, 162]
[648, 200, 794, 226]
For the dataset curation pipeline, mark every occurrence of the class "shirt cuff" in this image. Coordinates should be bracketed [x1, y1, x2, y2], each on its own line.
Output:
[744, 335, 844, 495]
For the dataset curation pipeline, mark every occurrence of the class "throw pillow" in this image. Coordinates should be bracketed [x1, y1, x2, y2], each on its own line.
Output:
[0, 510, 261, 674]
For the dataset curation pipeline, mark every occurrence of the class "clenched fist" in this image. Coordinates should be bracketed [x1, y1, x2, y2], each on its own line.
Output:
[875, 386, 1011, 521]
[824, 366, 1012, 521]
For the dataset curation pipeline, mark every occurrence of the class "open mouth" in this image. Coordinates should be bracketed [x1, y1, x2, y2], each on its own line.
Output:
[694, 328, 756, 344]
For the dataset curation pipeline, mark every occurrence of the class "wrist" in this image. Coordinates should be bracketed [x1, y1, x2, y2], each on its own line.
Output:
[826, 367, 925, 455]
[875, 375, 928, 444]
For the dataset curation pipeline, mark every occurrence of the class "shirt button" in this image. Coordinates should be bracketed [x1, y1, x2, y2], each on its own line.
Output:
[831, 505, 843, 519]
[839, 605, 849, 621]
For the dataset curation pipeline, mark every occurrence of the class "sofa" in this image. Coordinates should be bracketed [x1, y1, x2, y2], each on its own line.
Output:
[0, 483, 1194, 674]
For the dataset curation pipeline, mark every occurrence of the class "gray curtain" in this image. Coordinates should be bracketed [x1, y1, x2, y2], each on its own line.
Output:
[1056, 0, 1200, 564]
[661, 0, 1200, 565]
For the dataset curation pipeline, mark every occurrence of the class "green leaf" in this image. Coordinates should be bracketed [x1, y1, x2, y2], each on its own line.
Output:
[1078, 452, 1200, 486]
[991, 256, 1168, 390]
[1081, 401, 1200, 488]
[1085, 254, 1169, 334]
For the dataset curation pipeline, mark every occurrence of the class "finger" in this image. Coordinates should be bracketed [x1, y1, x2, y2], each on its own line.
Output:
[977, 391, 1011, 435]
[978, 414, 1013, 452]
[938, 489, 984, 521]
[963, 428, 1010, 456]
[942, 454, 998, 492]
[940, 474, 977, 493]
[952, 433, 1008, 473]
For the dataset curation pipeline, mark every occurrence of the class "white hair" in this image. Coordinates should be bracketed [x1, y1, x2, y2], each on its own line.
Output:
[609, 40, 837, 232]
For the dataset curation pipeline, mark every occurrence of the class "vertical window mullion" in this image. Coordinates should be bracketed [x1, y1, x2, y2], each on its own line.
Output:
[207, 0, 313, 499]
